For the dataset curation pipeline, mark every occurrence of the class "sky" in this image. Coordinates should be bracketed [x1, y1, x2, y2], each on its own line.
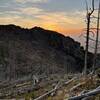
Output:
[0, 0, 99, 38]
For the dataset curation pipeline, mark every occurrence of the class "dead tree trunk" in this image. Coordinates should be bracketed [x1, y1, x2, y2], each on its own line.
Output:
[68, 86, 100, 100]
[84, 0, 94, 76]
[84, 14, 90, 76]
[92, 0, 100, 73]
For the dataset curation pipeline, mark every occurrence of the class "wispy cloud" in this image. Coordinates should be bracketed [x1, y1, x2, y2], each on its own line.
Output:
[16, 0, 48, 3]
[35, 11, 85, 26]
[20, 7, 43, 15]
[0, 7, 85, 34]
[0, 0, 88, 34]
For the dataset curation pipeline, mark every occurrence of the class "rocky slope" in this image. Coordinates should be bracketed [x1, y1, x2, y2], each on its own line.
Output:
[0, 24, 93, 80]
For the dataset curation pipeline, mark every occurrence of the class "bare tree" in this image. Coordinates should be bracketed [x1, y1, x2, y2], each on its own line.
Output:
[84, 0, 94, 76]
[92, 0, 100, 73]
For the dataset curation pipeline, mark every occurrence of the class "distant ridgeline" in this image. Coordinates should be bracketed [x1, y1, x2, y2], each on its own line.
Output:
[0, 24, 93, 80]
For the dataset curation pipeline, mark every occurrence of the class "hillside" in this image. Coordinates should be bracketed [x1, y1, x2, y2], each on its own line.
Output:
[0, 24, 93, 80]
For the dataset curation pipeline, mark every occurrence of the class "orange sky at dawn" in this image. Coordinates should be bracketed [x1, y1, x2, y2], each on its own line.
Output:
[0, 0, 92, 39]
[0, 0, 87, 37]
[43, 26, 82, 36]
[1, 0, 99, 37]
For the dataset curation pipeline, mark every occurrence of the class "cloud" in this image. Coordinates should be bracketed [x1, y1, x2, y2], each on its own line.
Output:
[0, 9, 85, 34]
[0, 15, 34, 28]
[36, 11, 85, 26]
[0, 0, 86, 34]
[0, 15, 21, 24]
[20, 7, 43, 15]
[0, 11, 85, 37]
[16, 0, 48, 3]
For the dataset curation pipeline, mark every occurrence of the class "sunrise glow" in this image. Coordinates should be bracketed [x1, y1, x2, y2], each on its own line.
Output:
[0, 0, 87, 36]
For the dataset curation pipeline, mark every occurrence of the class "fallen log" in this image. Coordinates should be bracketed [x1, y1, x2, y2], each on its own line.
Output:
[70, 82, 86, 92]
[68, 86, 100, 100]
[34, 77, 77, 100]
[64, 77, 77, 85]
[34, 82, 60, 100]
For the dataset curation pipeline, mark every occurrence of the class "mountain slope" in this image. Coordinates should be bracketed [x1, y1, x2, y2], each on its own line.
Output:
[0, 24, 93, 80]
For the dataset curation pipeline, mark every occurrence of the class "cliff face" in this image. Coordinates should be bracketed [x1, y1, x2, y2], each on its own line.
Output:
[0, 25, 92, 80]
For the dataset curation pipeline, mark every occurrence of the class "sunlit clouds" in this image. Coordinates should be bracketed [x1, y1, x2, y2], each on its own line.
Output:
[0, 0, 86, 35]
[0, 9, 85, 35]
